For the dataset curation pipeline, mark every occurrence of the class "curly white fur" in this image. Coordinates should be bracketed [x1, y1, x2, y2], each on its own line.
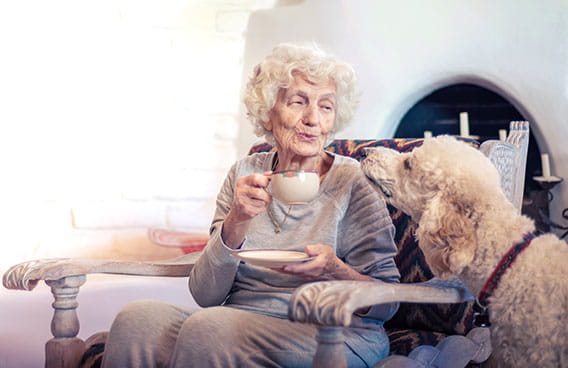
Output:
[361, 136, 568, 368]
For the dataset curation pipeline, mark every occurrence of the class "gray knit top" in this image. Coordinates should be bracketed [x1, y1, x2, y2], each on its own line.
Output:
[189, 151, 400, 329]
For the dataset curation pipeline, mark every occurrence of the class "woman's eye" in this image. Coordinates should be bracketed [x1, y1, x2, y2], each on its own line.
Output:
[289, 100, 304, 106]
[320, 105, 333, 111]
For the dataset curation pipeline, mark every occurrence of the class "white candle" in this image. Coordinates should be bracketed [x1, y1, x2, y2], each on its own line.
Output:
[499, 129, 507, 141]
[459, 112, 469, 137]
[541, 153, 551, 177]
[424, 131, 432, 138]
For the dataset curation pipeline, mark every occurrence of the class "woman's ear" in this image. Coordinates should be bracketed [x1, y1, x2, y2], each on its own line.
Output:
[416, 192, 477, 277]
[261, 118, 273, 131]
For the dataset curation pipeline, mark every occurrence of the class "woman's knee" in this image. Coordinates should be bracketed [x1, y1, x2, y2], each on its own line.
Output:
[110, 299, 183, 338]
[178, 307, 240, 336]
[104, 300, 188, 367]
[113, 299, 161, 325]
[175, 307, 256, 352]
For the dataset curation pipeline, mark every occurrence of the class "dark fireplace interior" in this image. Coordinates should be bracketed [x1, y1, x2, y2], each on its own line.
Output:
[394, 83, 549, 231]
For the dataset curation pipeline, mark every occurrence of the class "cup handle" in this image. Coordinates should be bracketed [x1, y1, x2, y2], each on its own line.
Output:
[264, 172, 273, 196]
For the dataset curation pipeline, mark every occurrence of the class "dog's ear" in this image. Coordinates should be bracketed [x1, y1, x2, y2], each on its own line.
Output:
[416, 192, 477, 277]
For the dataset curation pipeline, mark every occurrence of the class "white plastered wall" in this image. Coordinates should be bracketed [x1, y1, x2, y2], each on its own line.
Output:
[239, 0, 568, 229]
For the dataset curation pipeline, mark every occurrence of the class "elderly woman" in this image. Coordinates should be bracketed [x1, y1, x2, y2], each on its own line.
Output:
[102, 43, 400, 368]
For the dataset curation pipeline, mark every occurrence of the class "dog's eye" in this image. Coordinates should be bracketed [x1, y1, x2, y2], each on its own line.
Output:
[403, 158, 412, 170]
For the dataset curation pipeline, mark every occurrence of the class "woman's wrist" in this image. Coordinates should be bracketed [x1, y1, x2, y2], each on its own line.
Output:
[330, 260, 373, 282]
[222, 213, 250, 249]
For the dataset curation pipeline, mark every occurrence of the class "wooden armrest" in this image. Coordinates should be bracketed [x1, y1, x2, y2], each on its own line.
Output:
[289, 278, 471, 326]
[2, 252, 201, 291]
[289, 278, 472, 368]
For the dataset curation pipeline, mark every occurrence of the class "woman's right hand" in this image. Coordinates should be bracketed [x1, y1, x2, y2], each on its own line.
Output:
[222, 172, 272, 248]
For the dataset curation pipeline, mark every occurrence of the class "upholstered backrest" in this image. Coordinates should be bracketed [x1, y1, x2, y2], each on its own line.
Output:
[250, 137, 480, 336]
[249, 138, 478, 160]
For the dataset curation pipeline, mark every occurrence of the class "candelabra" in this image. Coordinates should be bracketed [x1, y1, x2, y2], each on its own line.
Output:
[532, 175, 568, 239]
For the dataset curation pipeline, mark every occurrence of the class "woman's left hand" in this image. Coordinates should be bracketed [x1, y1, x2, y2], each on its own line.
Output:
[278, 244, 371, 281]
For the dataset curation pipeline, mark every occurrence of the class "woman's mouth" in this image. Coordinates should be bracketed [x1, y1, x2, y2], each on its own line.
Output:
[297, 132, 318, 141]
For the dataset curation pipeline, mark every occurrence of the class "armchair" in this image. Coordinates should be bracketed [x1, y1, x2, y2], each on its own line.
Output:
[2, 121, 529, 368]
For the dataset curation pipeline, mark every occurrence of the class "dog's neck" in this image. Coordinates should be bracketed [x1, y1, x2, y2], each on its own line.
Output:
[457, 212, 535, 296]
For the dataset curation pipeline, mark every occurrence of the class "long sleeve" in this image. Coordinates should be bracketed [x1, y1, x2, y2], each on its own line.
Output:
[337, 167, 401, 323]
[188, 163, 242, 307]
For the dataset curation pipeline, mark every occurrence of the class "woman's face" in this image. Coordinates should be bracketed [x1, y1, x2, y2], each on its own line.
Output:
[264, 73, 336, 158]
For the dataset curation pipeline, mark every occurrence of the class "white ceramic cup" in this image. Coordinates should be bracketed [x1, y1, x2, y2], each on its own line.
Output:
[269, 170, 320, 205]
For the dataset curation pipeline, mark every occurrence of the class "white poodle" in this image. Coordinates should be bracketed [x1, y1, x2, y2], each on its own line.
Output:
[361, 135, 568, 368]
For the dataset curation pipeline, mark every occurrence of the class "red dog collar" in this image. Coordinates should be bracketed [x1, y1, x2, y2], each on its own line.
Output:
[473, 232, 538, 327]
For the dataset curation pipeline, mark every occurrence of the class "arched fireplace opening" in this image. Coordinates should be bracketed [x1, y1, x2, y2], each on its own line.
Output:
[394, 83, 546, 229]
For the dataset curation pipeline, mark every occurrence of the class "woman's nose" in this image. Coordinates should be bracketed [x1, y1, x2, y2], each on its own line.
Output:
[302, 105, 319, 125]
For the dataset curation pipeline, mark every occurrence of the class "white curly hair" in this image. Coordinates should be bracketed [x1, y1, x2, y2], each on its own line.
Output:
[244, 42, 359, 145]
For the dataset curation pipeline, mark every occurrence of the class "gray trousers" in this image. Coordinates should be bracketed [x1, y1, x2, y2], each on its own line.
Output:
[101, 299, 386, 367]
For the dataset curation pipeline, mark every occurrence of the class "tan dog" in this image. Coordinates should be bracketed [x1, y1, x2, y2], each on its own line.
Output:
[361, 135, 568, 368]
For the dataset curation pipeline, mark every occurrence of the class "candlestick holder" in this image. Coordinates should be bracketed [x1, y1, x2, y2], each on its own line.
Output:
[532, 175, 568, 239]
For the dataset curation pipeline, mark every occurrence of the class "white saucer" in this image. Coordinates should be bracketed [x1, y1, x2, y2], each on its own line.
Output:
[232, 250, 314, 268]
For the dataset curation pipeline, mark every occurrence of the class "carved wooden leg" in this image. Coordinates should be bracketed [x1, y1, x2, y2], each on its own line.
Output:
[313, 326, 347, 368]
[45, 275, 87, 368]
